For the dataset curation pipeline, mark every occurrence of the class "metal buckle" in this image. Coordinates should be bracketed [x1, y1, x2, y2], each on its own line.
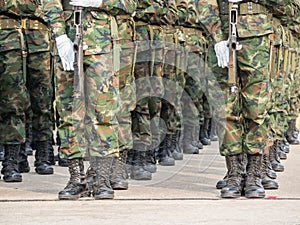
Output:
[21, 18, 27, 29]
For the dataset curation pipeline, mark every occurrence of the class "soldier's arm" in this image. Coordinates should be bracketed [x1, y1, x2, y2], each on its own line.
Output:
[42, 0, 66, 38]
[176, 0, 198, 26]
[197, 0, 225, 43]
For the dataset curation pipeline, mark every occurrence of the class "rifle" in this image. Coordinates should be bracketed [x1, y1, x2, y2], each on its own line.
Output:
[73, 6, 84, 99]
[228, 0, 242, 94]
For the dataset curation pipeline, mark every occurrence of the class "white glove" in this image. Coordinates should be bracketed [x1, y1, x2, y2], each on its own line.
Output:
[214, 40, 229, 68]
[69, 0, 103, 7]
[55, 34, 74, 71]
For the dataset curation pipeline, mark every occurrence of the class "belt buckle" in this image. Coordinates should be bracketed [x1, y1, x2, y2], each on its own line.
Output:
[21, 18, 27, 29]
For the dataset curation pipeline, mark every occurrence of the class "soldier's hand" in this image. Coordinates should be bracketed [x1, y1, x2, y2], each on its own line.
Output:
[214, 40, 229, 68]
[55, 34, 74, 71]
[69, 0, 103, 8]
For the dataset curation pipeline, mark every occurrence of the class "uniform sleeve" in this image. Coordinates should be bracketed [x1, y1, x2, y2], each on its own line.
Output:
[197, 0, 224, 43]
[42, 0, 66, 38]
[101, 0, 137, 15]
[289, 2, 300, 37]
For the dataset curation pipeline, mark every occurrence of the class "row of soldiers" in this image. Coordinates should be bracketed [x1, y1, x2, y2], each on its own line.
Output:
[0, 0, 299, 200]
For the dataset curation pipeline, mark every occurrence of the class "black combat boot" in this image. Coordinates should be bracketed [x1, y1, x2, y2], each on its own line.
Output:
[18, 143, 30, 173]
[25, 129, 33, 156]
[199, 118, 211, 146]
[170, 131, 183, 160]
[216, 152, 247, 189]
[131, 150, 152, 180]
[182, 124, 200, 154]
[244, 154, 265, 198]
[48, 140, 55, 166]
[209, 118, 218, 141]
[34, 141, 54, 174]
[91, 156, 114, 200]
[110, 150, 129, 190]
[281, 138, 290, 153]
[158, 134, 175, 166]
[1, 144, 22, 182]
[269, 144, 284, 172]
[220, 153, 245, 198]
[144, 149, 157, 173]
[0, 144, 5, 161]
[58, 158, 87, 200]
[274, 140, 287, 160]
[58, 151, 68, 167]
[286, 119, 300, 145]
[125, 150, 134, 178]
[261, 153, 278, 190]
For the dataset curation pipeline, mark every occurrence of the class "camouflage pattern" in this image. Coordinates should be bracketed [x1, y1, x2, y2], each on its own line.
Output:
[267, 1, 298, 139]
[160, 0, 183, 135]
[131, 0, 169, 151]
[267, 18, 288, 142]
[216, 1, 274, 156]
[0, 0, 59, 145]
[52, 0, 137, 159]
[116, 10, 137, 151]
[0, 47, 29, 144]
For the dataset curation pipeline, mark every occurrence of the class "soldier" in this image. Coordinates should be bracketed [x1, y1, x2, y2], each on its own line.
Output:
[0, 0, 61, 182]
[128, 0, 169, 179]
[214, 0, 274, 198]
[112, 0, 138, 189]
[56, 0, 137, 200]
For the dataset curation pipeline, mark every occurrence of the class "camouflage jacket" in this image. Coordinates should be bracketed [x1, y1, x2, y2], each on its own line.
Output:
[135, 0, 173, 25]
[217, 0, 273, 39]
[0, 0, 65, 53]
[0, 0, 66, 37]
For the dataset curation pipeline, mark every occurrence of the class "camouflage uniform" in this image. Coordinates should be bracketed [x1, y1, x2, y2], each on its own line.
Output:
[216, 0, 276, 198]
[128, 0, 169, 179]
[0, 0, 64, 181]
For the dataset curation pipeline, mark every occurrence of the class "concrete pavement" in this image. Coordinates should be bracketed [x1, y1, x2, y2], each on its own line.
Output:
[0, 140, 300, 225]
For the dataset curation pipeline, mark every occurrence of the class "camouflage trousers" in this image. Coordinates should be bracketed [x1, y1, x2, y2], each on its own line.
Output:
[0, 50, 29, 144]
[220, 35, 271, 156]
[0, 34, 52, 144]
[117, 48, 136, 151]
[56, 53, 120, 159]
[161, 28, 185, 135]
[132, 46, 164, 151]
[27, 51, 53, 144]
[182, 50, 205, 127]
[268, 41, 288, 141]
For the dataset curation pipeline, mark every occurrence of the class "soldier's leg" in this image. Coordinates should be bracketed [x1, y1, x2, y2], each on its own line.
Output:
[130, 49, 152, 180]
[27, 51, 54, 175]
[0, 48, 28, 182]
[85, 53, 120, 199]
[239, 36, 271, 198]
[113, 45, 136, 189]
[54, 54, 87, 200]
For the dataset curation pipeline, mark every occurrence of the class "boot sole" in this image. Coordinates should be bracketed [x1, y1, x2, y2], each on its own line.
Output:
[220, 192, 241, 198]
[58, 195, 80, 200]
[272, 167, 284, 172]
[35, 169, 54, 175]
[4, 177, 22, 182]
[111, 183, 129, 190]
[94, 194, 114, 200]
[130, 176, 152, 180]
[263, 185, 279, 190]
[245, 192, 265, 198]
